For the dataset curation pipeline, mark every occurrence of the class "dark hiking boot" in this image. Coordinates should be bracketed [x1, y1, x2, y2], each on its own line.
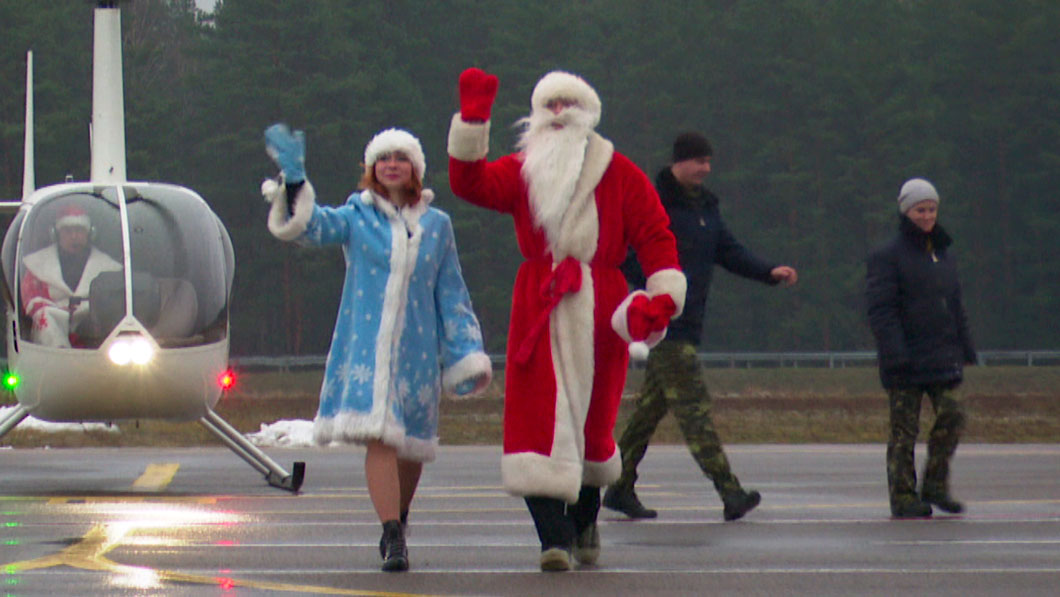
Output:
[572, 522, 600, 565]
[722, 489, 761, 521]
[922, 491, 964, 514]
[380, 520, 409, 572]
[891, 499, 933, 518]
[603, 486, 658, 519]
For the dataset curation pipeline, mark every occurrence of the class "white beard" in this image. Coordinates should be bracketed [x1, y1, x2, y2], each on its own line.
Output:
[517, 108, 595, 241]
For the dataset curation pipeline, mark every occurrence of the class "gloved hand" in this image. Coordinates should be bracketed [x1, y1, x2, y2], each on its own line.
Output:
[627, 294, 677, 341]
[453, 375, 486, 395]
[459, 67, 499, 123]
[264, 123, 306, 183]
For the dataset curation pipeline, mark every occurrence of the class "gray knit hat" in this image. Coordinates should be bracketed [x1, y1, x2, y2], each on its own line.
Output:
[897, 178, 939, 214]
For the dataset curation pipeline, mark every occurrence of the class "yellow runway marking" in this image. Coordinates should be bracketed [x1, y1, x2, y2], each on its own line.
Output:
[3, 523, 437, 596]
[131, 463, 181, 490]
[2, 463, 439, 596]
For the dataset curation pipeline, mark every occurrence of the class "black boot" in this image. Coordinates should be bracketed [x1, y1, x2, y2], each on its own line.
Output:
[921, 490, 964, 514]
[722, 489, 761, 521]
[380, 519, 408, 572]
[380, 511, 409, 558]
[892, 498, 933, 518]
[603, 486, 657, 519]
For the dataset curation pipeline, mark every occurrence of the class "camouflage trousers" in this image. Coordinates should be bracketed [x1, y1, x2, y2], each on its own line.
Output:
[886, 384, 966, 509]
[613, 340, 741, 497]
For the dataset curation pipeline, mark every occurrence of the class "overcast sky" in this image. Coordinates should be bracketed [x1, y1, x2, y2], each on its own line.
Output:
[195, 0, 218, 13]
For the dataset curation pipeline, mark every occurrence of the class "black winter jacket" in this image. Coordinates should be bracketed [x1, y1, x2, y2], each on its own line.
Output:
[624, 168, 777, 345]
[866, 216, 977, 389]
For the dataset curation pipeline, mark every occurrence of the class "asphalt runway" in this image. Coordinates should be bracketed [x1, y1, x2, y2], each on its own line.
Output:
[1, 443, 1057, 596]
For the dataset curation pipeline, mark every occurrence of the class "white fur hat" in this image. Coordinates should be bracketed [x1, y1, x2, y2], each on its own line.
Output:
[530, 71, 602, 128]
[898, 178, 939, 214]
[363, 128, 426, 181]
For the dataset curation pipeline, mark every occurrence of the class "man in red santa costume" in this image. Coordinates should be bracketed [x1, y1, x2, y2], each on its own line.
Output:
[448, 67, 686, 571]
[21, 205, 122, 347]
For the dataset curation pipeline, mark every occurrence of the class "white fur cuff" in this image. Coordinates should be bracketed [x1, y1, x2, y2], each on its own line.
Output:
[611, 290, 667, 360]
[447, 113, 490, 162]
[266, 179, 316, 241]
[442, 351, 493, 396]
[646, 268, 687, 317]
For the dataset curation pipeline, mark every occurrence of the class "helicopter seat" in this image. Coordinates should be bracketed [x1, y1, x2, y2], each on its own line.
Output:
[84, 271, 161, 345]
[150, 278, 199, 345]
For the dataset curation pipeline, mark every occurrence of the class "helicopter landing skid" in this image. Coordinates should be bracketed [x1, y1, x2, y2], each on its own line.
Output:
[199, 408, 306, 493]
[0, 405, 30, 441]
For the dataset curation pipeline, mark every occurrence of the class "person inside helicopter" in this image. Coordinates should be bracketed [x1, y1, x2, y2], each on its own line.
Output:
[20, 205, 122, 347]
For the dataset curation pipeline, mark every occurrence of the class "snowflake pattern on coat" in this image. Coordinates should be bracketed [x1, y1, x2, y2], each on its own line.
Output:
[298, 189, 489, 462]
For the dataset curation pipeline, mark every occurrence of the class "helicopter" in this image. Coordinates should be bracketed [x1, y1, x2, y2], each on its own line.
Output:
[0, 1, 304, 492]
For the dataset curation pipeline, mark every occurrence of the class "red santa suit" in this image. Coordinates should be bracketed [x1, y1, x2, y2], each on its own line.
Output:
[448, 76, 686, 503]
[21, 240, 122, 348]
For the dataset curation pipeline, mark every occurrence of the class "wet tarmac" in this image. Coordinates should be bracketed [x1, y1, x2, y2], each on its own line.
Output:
[1, 444, 1058, 596]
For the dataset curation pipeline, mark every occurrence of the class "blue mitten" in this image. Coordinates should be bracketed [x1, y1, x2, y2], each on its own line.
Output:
[454, 375, 484, 395]
[264, 123, 306, 183]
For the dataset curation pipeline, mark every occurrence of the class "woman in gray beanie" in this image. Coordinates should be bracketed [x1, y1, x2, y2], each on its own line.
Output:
[865, 177, 977, 518]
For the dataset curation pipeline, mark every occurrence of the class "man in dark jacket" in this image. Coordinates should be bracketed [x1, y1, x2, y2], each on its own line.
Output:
[866, 177, 976, 518]
[604, 133, 797, 521]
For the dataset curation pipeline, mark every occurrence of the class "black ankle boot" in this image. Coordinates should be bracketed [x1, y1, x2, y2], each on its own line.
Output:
[722, 489, 761, 521]
[603, 486, 657, 519]
[380, 511, 409, 558]
[380, 519, 408, 572]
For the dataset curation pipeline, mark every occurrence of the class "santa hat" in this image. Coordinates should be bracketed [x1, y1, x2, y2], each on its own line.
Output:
[55, 205, 92, 230]
[530, 71, 602, 128]
[363, 128, 426, 182]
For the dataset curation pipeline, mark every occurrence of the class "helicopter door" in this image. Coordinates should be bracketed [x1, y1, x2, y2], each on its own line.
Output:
[15, 189, 124, 348]
[124, 184, 232, 347]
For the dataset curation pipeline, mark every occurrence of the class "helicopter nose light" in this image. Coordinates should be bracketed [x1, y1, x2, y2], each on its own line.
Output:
[107, 334, 155, 366]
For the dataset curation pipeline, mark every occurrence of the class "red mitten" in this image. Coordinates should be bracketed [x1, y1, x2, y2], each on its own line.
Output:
[459, 67, 499, 122]
[627, 294, 677, 341]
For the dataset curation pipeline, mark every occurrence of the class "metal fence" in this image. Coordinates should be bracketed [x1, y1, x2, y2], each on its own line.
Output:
[227, 350, 1060, 372]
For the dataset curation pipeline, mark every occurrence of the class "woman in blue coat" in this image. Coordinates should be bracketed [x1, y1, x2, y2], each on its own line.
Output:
[866, 178, 976, 519]
[262, 126, 492, 571]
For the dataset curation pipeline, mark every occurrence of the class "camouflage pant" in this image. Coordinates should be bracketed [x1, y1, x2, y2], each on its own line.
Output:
[886, 384, 966, 508]
[613, 340, 741, 497]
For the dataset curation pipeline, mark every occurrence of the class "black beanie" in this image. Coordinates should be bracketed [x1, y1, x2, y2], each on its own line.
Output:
[672, 132, 713, 162]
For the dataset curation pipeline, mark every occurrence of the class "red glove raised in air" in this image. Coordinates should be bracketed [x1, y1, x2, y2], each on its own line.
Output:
[459, 67, 499, 123]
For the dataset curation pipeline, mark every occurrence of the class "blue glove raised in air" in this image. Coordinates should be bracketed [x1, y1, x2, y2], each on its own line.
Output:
[264, 123, 306, 183]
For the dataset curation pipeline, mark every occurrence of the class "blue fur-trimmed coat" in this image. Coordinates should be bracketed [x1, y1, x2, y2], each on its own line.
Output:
[263, 180, 492, 462]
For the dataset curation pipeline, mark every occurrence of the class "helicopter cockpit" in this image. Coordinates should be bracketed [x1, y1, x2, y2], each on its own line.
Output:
[2, 183, 234, 352]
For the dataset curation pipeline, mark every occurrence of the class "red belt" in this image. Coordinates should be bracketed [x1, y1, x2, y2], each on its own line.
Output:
[513, 256, 582, 365]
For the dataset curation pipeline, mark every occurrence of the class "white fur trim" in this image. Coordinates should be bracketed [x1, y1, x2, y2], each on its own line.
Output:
[56, 213, 91, 230]
[531, 71, 602, 127]
[582, 448, 621, 487]
[364, 128, 426, 181]
[646, 268, 687, 317]
[610, 289, 666, 353]
[442, 351, 493, 395]
[502, 451, 582, 503]
[313, 411, 437, 463]
[267, 180, 316, 241]
[261, 178, 280, 203]
[447, 113, 490, 162]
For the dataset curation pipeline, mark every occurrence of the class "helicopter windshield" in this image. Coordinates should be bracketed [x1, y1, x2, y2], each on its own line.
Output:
[9, 184, 232, 349]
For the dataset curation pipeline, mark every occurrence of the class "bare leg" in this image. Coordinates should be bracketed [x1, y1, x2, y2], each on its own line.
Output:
[398, 458, 423, 517]
[364, 441, 401, 522]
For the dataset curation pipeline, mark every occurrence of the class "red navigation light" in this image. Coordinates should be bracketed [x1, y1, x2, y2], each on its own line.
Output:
[218, 370, 236, 391]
